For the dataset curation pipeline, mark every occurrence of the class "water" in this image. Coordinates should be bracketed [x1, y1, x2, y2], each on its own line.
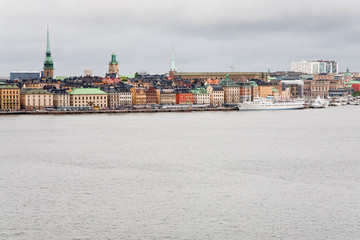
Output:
[0, 107, 359, 239]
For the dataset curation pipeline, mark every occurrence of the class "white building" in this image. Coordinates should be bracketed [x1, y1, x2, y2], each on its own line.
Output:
[291, 60, 338, 74]
[207, 84, 224, 107]
[191, 87, 210, 106]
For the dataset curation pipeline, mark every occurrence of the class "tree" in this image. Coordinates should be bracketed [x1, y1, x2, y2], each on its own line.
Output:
[134, 72, 139, 78]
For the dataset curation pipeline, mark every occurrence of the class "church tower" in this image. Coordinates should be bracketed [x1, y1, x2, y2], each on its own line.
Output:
[169, 46, 177, 79]
[108, 53, 119, 77]
[43, 26, 54, 79]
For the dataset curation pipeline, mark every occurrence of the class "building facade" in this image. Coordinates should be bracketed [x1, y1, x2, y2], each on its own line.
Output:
[175, 89, 193, 105]
[221, 75, 240, 104]
[50, 89, 70, 107]
[291, 60, 338, 74]
[0, 85, 20, 110]
[207, 85, 224, 107]
[20, 88, 53, 110]
[69, 88, 108, 108]
[157, 89, 176, 105]
[145, 87, 157, 105]
[191, 87, 210, 105]
[130, 87, 147, 105]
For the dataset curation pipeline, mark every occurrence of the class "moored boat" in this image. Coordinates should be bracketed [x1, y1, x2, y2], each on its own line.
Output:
[238, 96, 305, 111]
[309, 97, 329, 108]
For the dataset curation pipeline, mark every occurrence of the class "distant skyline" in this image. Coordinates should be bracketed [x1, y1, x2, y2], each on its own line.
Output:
[1, 0, 360, 77]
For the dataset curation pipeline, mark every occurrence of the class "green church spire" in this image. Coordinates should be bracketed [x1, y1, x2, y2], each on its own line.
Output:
[170, 46, 176, 72]
[44, 25, 54, 69]
[109, 52, 118, 65]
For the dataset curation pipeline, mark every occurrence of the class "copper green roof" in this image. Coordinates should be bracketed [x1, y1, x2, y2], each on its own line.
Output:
[69, 88, 107, 95]
[346, 81, 360, 87]
[109, 53, 118, 65]
[0, 85, 19, 89]
[54, 76, 67, 81]
[272, 88, 278, 92]
[191, 87, 209, 94]
[249, 81, 258, 86]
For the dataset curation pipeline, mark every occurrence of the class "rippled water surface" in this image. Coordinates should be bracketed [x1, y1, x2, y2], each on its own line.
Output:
[1, 107, 359, 239]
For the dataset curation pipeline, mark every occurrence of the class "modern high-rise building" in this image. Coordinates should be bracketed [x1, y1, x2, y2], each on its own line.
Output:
[291, 60, 338, 74]
[43, 26, 54, 79]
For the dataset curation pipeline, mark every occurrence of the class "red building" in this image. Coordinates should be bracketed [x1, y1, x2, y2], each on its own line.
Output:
[175, 89, 193, 105]
[145, 87, 157, 105]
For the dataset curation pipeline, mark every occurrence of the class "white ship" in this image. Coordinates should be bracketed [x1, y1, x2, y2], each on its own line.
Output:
[309, 97, 330, 108]
[238, 96, 305, 111]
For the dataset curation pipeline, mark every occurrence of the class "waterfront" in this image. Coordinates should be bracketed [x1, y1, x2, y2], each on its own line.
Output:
[0, 107, 359, 239]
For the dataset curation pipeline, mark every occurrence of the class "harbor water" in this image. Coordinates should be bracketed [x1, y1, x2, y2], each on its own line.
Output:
[0, 107, 359, 239]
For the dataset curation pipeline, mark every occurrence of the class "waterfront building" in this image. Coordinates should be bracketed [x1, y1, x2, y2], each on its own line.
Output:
[101, 86, 120, 109]
[118, 87, 132, 106]
[191, 87, 210, 106]
[249, 81, 259, 101]
[50, 89, 70, 107]
[345, 81, 360, 92]
[145, 87, 157, 105]
[10, 71, 41, 81]
[69, 88, 108, 108]
[108, 53, 119, 78]
[221, 75, 240, 104]
[43, 26, 54, 79]
[20, 88, 53, 110]
[310, 79, 330, 98]
[291, 60, 338, 74]
[130, 86, 147, 105]
[258, 85, 273, 98]
[156, 89, 176, 105]
[281, 85, 291, 100]
[207, 84, 224, 107]
[0, 85, 20, 110]
[238, 82, 252, 102]
[175, 89, 193, 105]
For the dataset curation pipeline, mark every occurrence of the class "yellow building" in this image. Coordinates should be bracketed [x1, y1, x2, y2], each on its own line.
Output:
[157, 89, 177, 105]
[258, 85, 273, 98]
[0, 85, 20, 110]
[130, 87, 146, 105]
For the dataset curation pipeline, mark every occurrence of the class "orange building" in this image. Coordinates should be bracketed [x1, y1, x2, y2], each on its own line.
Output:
[175, 89, 193, 105]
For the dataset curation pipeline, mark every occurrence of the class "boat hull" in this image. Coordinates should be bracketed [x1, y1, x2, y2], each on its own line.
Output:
[238, 102, 305, 111]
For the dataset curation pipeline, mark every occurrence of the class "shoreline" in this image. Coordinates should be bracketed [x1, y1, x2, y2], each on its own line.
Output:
[0, 107, 238, 115]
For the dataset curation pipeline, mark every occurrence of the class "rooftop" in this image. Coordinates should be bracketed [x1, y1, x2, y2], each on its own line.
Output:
[69, 88, 107, 95]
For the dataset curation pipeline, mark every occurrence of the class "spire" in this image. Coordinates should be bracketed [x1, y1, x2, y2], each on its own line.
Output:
[43, 25, 54, 78]
[170, 46, 176, 72]
[46, 25, 51, 53]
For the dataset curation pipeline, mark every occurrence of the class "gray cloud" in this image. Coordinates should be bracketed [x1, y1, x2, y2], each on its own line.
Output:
[1, 0, 360, 77]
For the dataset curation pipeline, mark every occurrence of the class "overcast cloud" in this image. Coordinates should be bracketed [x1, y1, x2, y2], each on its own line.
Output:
[1, 0, 359, 77]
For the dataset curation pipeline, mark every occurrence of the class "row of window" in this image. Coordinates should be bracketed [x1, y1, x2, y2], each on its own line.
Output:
[74, 96, 105, 100]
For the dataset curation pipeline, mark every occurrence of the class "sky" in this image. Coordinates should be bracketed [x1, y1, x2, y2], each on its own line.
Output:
[1, 0, 359, 77]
